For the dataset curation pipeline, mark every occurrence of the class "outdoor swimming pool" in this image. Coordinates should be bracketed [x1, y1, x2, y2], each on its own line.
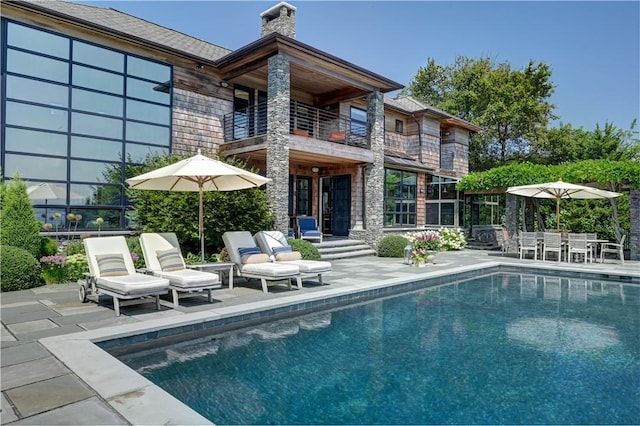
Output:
[116, 273, 639, 425]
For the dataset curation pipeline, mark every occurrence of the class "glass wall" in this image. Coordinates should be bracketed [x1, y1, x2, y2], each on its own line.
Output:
[384, 169, 416, 227]
[1, 20, 172, 230]
[425, 175, 464, 226]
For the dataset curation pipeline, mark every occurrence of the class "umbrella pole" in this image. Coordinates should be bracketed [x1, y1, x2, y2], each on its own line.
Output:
[199, 186, 205, 263]
[556, 197, 560, 231]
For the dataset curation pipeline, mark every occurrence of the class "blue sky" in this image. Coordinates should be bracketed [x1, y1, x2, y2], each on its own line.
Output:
[79, 1, 639, 132]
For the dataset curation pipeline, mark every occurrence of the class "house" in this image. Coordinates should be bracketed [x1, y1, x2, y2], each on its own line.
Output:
[1, 0, 480, 249]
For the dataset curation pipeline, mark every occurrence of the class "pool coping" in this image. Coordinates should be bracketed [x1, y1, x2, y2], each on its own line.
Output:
[39, 260, 639, 425]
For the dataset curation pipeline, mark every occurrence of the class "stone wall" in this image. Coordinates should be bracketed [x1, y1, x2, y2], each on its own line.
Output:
[266, 54, 291, 234]
[261, 3, 296, 38]
[357, 90, 385, 249]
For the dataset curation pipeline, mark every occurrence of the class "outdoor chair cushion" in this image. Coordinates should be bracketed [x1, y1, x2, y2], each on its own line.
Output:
[156, 248, 185, 272]
[156, 268, 220, 288]
[273, 246, 292, 254]
[96, 253, 128, 277]
[275, 251, 302, 262]
[242, 253, 271, 264]
[96, 274, 169, 296]
[238, 246, 261, 256]
[238, 262, 299, 277]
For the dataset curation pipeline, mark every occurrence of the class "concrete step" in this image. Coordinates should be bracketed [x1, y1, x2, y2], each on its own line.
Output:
[314, 239, 376, 260]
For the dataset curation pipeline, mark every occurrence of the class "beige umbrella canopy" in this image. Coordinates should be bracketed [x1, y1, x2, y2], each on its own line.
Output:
[506, 179, 622, 231]
[126, 150, 271, 262]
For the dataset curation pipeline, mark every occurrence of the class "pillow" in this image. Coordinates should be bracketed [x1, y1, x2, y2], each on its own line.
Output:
[156, 248, 185, 272]
[96, 253, 128, 277]
[241, 253, 271, 264]
[238, 246, 261, 256]
[272, 245, 292, 255]
[275, 251, 302, 262]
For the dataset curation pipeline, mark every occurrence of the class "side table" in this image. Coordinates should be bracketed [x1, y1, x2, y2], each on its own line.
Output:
[187, 262, 235, 288]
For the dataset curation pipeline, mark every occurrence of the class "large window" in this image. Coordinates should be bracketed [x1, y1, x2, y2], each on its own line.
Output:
[384, 169, 416, 227]
[425, 175, 463, 226]
[1, 20, 172, 230]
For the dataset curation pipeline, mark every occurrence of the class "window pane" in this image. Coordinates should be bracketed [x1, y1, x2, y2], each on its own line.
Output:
[5, 128, 67, 156]
[7, 23, 69, 59]
[70, 159, 116, 183]
[441, 203, 455, 226]
[25, 182, 68, 204]
[6, 101, 68, 132]
[127, 77, 170, 104]
[5, 154, 67, 180]
[126, 121, 170, 145]
[441, 183, 457, 200]
[73, 40, 124, 72]
[126, 99, 171, 125]
[125, 143, 169, 164]
[72, 64, 123, 94]
[72, 208, 122, 229]
[425, 204, 439, 225]
[72, 112, 122, 139]
[7, 49, 68, 83]
[72, 88, 123, 117]
[71, 136, 123, 161]
[6, 75, 68, 107]
[127, 56, 170, 82]
[70, 184, 122, 206]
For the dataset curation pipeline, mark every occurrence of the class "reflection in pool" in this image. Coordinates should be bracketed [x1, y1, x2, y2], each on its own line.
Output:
[117, 273, 640, 425]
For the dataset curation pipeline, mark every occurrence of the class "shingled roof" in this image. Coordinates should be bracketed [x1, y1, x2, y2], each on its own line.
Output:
[13, 0, 232, 62]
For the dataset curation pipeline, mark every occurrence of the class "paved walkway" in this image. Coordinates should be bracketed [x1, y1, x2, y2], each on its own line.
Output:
[1, 249, 638, 425]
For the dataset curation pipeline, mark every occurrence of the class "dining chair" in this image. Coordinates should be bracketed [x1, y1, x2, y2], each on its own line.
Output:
[567, 233, 589, 263]
[519, 232, 539, 260]
[542, 232, 563, 262]
[600, 235, 625, 264]
[586, 233, 598, 262]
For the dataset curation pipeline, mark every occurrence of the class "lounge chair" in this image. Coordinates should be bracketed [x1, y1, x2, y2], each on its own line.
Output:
[222, 231, 302, 293]
[297, 216, 322, 243]
[139, 232, 221, 307]
[82, 236, 170, 316]
[254, 230, 332, 285]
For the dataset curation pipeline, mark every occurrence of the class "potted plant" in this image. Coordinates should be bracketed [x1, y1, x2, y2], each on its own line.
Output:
[406, 230, 442, 266]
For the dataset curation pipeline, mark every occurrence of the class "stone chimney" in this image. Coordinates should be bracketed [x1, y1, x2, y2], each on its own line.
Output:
[260, 2, 296, 38]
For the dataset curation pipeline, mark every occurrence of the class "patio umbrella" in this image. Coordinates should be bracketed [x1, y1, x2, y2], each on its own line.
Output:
[506, 179, 621, 231]
[126, 149, 271, 262]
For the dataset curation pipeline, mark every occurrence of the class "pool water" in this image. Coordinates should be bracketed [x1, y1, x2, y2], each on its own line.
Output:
[118, 273, 640, 425]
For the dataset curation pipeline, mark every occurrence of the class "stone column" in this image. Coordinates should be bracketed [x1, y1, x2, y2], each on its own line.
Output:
[630, 189, 639, 260]
[362, 90, 385, 249]
[505, 193, 518, 239]
[266, 54, 290, 234]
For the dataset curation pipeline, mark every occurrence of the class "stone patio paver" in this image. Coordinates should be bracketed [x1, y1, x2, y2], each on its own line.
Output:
[5, 374, 95, 418]
[1, 357, 68, 391]
[9, 396, 128, 425]
[0, 342, 49, 367]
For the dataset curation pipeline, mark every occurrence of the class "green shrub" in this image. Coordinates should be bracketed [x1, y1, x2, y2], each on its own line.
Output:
[125, 236, 146, 269]
[65, 240, 85, 256]
[0, 177, 42, 257]
[377, 235, 409, 258]
[40, 236, 59, 257]
[65, 253, 88, 282]
[0, 245, 44, 292]
[288, 239, 321, 260]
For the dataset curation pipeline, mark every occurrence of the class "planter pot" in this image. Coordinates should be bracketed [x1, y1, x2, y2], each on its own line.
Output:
[414, 252, 436, 267]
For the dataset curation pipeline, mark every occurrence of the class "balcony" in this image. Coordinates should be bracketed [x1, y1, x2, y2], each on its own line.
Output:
[223, 101, 368, 147]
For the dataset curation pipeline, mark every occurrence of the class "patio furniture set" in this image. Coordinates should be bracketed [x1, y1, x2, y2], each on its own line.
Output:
[503, 230, 625, 264]
[80, 230, 332, 316]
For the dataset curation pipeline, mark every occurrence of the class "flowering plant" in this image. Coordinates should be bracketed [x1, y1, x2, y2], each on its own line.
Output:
[405, 230, 442, 263]
[438, 227, 467, 250]
[40, 255, 68, 283]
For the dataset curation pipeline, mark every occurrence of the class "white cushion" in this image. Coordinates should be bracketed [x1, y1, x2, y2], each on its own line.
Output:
[159, 269, 220, 289]
[96, 273, 168, 296]
[239, 262, 299, 278]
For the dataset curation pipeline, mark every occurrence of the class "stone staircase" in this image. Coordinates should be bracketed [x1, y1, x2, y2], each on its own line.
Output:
[315, 239, 376, 260]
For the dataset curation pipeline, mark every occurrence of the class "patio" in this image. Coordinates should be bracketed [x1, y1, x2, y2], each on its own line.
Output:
[1, 249, 638, 425]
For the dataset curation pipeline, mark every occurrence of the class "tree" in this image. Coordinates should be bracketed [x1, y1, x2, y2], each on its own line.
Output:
[533, 120, 639, 165]
[403, 56, 556, 171]
[0, 176, 43, 257]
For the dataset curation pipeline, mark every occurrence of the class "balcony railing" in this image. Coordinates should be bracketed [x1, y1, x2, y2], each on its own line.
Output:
[223, 101, 368, 147]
